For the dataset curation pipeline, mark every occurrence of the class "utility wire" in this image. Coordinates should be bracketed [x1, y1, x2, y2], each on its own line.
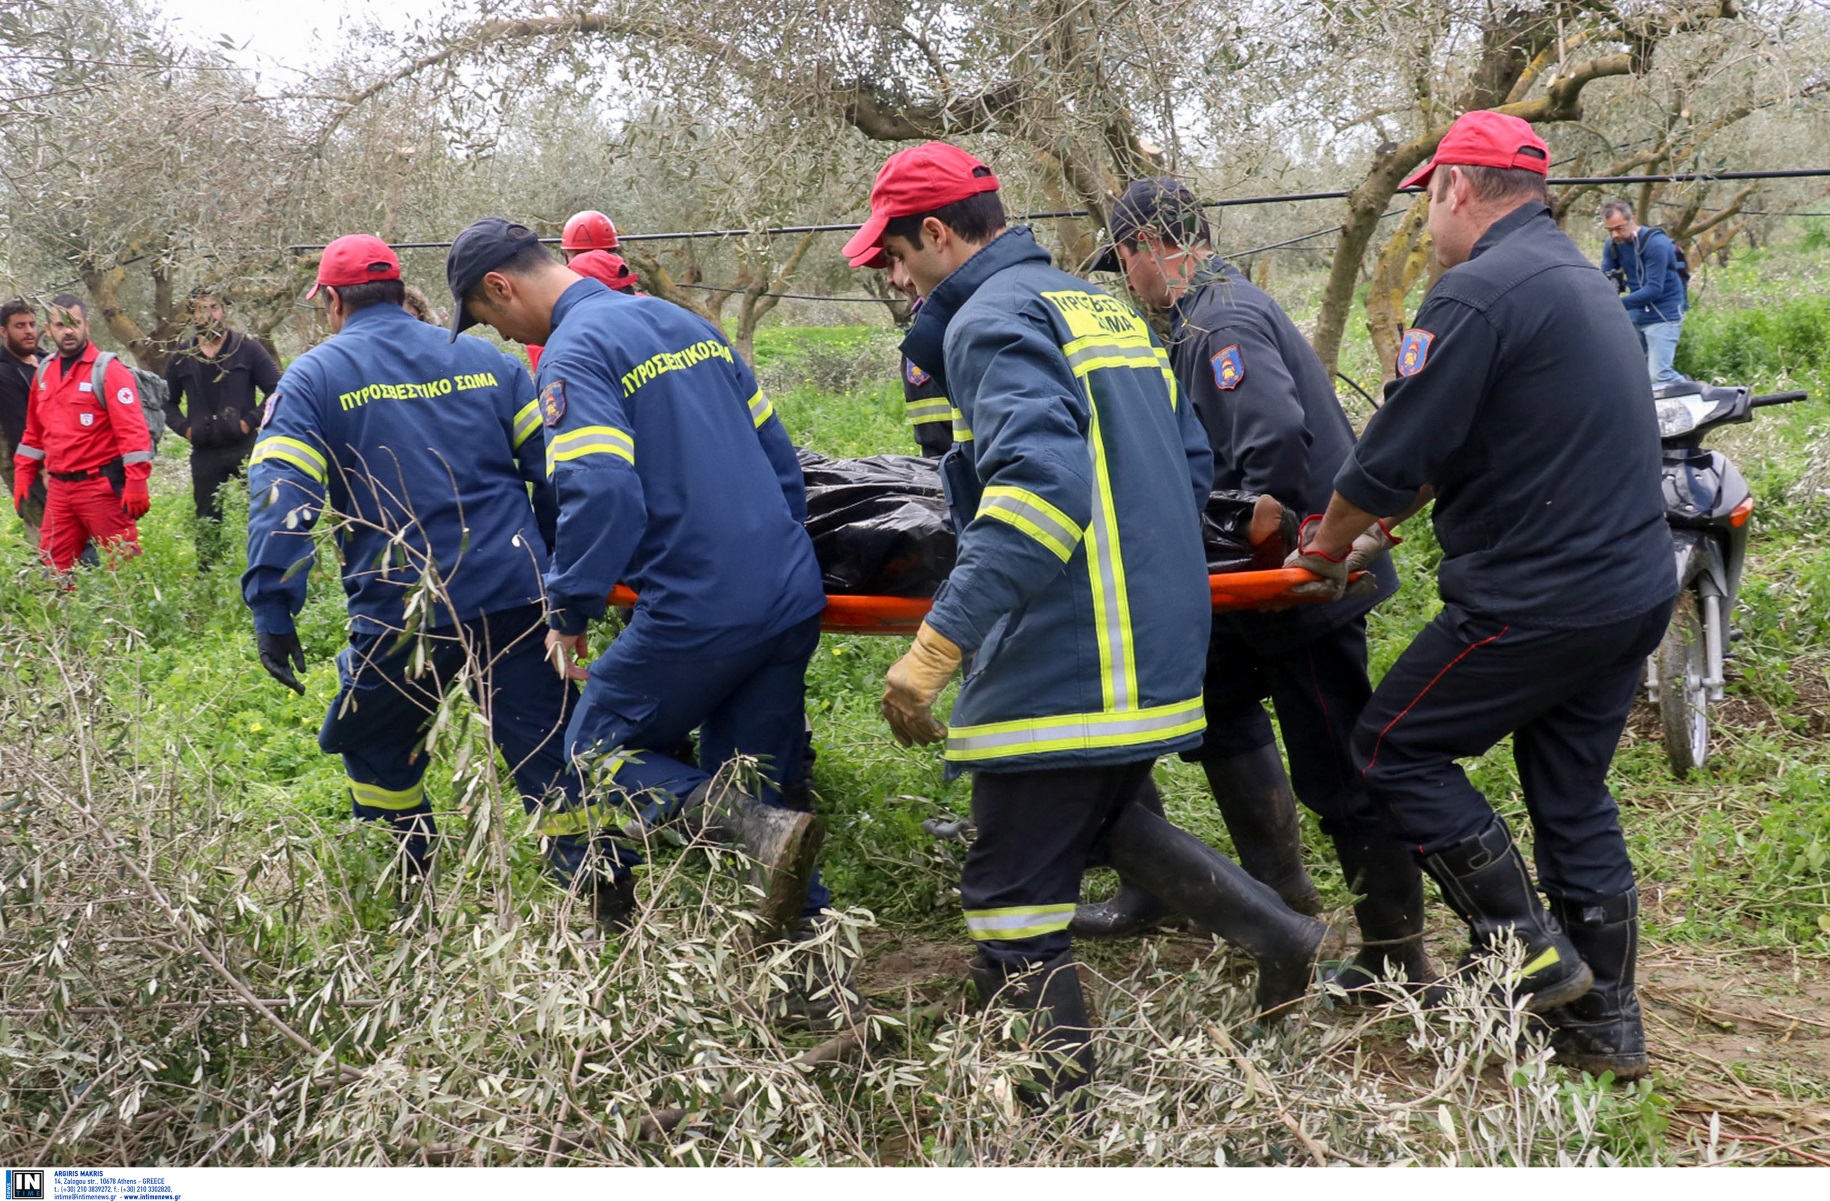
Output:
[285, 168, 1830, 253]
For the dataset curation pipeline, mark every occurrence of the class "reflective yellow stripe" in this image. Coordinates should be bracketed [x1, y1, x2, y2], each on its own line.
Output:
[511, 399, 541, 450]
[963, 904, 1077, 941]
[978, 485, 1082, 562]
[1519, 946, 1562, 980]
[945, 697, 1206, 762]
[349, 779, 426, 812]
[251, 435, 327, 483]
[952, 407, 974, 442]
[905, 398, 953, 425]
[546, 425, 635, 476]
[536, 752, 634, 835]
[1083, 404, 1138, 710]
[748, 390, 774, 428]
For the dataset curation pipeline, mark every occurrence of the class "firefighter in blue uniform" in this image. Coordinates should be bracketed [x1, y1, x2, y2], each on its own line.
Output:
[872, 251, 953, 457]
[242, 236, 620, 916]
[445, 218, 827, 941]
[1076, 180, 1429, 997]
[847, 143, 1330, 1102]
[1289, 112, 1675, 1079]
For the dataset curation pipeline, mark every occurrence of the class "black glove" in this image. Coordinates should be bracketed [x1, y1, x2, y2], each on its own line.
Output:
[258, 631, 307, 695]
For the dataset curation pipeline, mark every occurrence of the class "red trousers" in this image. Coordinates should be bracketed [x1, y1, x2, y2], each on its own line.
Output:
[40, 476, 140, 572]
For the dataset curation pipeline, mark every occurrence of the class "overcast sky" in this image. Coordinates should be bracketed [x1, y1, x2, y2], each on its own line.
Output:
[159, 0, 445, 78]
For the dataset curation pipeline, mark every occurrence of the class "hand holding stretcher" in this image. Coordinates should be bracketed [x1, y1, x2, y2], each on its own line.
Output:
[607, 567, 1358, 636]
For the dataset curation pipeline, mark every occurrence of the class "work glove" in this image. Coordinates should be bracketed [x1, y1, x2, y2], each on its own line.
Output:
[1344, 519, 1402, 573]
[1283, 515, 1350, 601]
[882, 622, 962, 747]
[120, 477, 151, 520]
[12, 457, 37, 514]
[258, 630, 307, 695]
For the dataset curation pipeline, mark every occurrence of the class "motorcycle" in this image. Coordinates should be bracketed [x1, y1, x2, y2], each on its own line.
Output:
[1645, 382, 1808, 777]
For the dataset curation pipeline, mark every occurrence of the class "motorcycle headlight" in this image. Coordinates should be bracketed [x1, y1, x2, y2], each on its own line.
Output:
[1655, 397, 1698, 438]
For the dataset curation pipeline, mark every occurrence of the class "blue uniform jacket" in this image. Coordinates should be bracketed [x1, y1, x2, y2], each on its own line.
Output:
[1600, 227, 1688, 326]
[1168, 258, 1397, 651]
[535, 278, 823, 652]
[1336, 204, 1676, 629]
[902, 227, 1214, 773]
[242, 303, 553, 636]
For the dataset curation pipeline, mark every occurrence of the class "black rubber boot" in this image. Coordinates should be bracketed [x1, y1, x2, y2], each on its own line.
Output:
[1326, 831, 1435, 1003]
[970, 952, 1095, 1106]
[687, 779, 825, 942]
[591, 873, 638, 933]
[1203, 746, 1324, 916]
[1098, 801, 1330, 1016]
[1421, 817, 1593, 1014]
[1069, 879, 1170, 939]
[1545, 889, 1648, 1080]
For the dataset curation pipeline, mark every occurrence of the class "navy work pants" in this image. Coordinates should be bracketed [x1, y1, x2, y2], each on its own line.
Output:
[1353, 600, 1673, 903]
[319, 603, 600, 882]
[961, 760, 1155, 970]
[1186, 614, 1383, 838]
[564, 613, 828, 912]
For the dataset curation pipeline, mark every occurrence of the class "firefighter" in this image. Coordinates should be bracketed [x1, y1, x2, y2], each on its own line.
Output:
[861, 248, 951, 458]
[447, 217, 827, 941]
[241, 235, 626, 920]
[847, 143, 1330, 1102]
[11, 295, 153, 574]
[1076, 179, 1430, 999]
[1287, 112, 1676, 1078]
[526, 247, 641, 376]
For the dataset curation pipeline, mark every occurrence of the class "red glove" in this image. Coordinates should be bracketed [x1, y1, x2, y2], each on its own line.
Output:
[12, 456, 37, 514]
[121, 477, 151, 519]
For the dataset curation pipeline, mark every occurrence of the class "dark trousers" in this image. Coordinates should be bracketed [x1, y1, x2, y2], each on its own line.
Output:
[1, 429, 45, 536]
[1186, 615, 1381, 837]
[962, 760, 1155, 969]
[190, 434, 255, 566]
[1353, 600, 1673, 903]
[564, 613, 828, 911]
[319, 604, 600, 883]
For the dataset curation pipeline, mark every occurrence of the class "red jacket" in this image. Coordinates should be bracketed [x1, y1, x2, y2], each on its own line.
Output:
[15, 343, 153, 478]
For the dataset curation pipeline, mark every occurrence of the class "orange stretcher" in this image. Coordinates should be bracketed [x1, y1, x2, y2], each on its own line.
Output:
[609, 567, 1344, 637]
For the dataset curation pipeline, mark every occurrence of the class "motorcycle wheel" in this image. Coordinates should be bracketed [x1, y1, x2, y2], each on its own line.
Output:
[1658, 592, 1710, 778]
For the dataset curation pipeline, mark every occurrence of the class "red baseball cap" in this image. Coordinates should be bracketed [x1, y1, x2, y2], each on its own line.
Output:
[307, 234, 401, 299]
[569, 248, 640, 293]
[843, 142, 1000, 268]
[1401, 110, 1550, 191]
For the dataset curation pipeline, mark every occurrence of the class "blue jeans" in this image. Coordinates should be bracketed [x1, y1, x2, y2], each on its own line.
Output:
[1637, 318, 1688, 386]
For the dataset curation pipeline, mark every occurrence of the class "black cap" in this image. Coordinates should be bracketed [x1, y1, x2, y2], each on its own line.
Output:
[446, 217, 546, 340]
[1101, 178, 1212, 272]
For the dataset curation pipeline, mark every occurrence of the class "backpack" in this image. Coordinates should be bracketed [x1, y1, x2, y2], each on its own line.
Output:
[1638, 227, 1691, 293]
[92, 351, 168, 450]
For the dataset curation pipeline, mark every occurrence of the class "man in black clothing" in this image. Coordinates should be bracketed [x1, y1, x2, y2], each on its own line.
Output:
[883, 254, 952, 457]
[0, 298, 45, 544]
[1077, 181, 1425, 996]
[1289, 111, 1675, 1079]
[163, 288, 280, 566]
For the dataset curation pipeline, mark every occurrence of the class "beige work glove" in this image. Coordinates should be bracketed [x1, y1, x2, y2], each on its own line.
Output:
[1344, 519, 1402, 574]
[1283, 515, 1350, 600]
[882, 622, 962, 747]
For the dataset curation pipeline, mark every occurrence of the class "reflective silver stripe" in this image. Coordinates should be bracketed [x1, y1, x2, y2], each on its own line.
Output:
[511, 400, 541, 450]
[952, 407, 974, 441]
[962, 905, 1076, 940]
[978, 486, 1082, 562]
[905, 399, 952, 424]
[1062, 341, 1166, 378]
[16, 444, 44, 460]
[121, 450, 153, 465]
[1084, 412, 1132, 710]
[945, 697, 1206, 761]
[748, 390, 774, 428]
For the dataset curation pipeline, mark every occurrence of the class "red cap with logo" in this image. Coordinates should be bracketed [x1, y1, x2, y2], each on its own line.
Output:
[1401, 110, 1550, 191]
[307, 234, 401, 300]
[843, 142, 1000, 268]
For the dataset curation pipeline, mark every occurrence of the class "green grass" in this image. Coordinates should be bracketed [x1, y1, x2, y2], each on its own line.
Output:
[4, 243, 1829, 1164]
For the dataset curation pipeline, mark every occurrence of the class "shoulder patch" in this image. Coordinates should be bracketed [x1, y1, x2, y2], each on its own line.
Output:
[1211, 344, 1245, 391]
[539, 380, 567, 426]
[260, 391, 280, 429]
[1397, 329, 1435, 377]
[904, 358, 931, 386]
[116, 386, 135, 406]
